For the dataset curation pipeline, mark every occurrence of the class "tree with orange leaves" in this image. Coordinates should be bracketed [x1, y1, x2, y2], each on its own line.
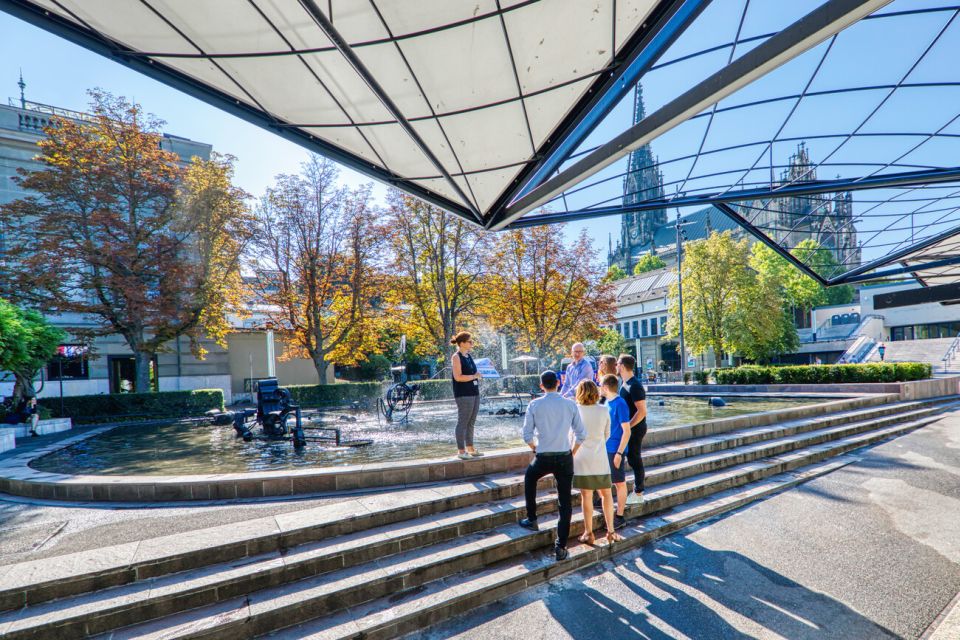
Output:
[487, 224, 616, 364]
[245, 156, 381, 382]
[0, 90, 251, 392]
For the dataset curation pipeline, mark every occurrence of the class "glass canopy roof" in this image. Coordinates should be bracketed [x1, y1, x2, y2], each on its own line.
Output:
[3, 0, 960, 287]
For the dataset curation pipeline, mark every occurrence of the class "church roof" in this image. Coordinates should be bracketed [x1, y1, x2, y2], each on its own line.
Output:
[630, 205, 741, 259]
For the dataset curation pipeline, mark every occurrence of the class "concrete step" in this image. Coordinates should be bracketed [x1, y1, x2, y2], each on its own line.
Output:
[0, 398, 950, 618]
[0, 402, 951, 640]
[97, 410, 947, 640]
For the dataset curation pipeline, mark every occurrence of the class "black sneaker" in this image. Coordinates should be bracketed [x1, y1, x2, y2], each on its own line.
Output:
[614, 514, 627, 530]
[555, 546, 569, 561]
[518, 517, 539, 531]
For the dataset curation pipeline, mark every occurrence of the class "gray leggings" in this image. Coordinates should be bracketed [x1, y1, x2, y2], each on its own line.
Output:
[454, 394, 480, 450]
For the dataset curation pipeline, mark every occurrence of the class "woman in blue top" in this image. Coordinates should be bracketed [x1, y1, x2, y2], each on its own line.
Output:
[600, 374, 631, 531]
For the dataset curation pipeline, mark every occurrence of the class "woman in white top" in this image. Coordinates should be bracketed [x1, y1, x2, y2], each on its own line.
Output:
[573, 380, 623, 544]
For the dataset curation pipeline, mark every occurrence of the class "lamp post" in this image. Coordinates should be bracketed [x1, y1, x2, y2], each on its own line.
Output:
[675, 210, 695, 383]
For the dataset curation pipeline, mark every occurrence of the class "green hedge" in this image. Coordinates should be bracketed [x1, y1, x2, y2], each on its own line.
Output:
[284, 382, 383, 407]
[283, 374, 544, 407]
[711, 362, 931, 385]
[38, 389, 224, 424]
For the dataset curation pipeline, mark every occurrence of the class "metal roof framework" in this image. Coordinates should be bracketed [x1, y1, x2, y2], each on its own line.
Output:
[4, 0, 960, 287]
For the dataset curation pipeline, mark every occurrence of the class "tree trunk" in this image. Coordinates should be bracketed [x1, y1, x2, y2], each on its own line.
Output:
[134, 350, 153, 393]
[310, 352, 330, 385]
[11, 371, 35, 406]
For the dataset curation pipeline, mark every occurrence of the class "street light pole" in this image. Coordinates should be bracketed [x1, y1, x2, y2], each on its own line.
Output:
[676, 211, 686, 384]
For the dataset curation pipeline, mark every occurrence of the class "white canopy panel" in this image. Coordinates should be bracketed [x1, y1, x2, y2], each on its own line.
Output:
[13, 0, 666, 219]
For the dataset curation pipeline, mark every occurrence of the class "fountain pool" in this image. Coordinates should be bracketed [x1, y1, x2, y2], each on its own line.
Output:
[30, 395, 828, 475]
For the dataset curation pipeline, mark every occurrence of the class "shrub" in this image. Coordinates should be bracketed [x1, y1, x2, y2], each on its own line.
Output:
[693, 370, 711, 385]
[284, 382, 382, 407]
[710, 362, 931, 385]
[38, 389, 224, 424]
[337, 354, 392, 382]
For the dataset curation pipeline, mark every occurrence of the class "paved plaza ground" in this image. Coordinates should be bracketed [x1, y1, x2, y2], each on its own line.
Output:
[0, 410, 958, 638]
[423, 412, 960, 639]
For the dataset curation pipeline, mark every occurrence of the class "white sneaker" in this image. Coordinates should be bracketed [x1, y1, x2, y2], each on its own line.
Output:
[626, 491, 644, 505]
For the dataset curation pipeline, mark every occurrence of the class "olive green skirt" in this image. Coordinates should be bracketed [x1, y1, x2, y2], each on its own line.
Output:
[573, 474, 611, 490]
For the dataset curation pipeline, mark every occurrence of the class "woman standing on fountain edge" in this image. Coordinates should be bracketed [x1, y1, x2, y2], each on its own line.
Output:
[451, 332, 483, 460]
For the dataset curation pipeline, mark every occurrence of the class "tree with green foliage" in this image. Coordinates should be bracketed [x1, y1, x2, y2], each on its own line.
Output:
[792, 239, 855, 305]
[595, 327, 628, 358]
[667, 231, 795, 367]
[749, 240, 855, 324]
[0, 299, 66, 405]
[633, 253, 666, 275]
[604, 264, 628, 282]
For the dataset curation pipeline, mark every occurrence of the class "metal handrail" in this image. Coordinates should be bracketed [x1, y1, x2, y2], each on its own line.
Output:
[941, 335, 960, 370]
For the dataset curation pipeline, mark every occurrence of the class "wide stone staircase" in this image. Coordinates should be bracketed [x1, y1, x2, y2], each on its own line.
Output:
[0, 395, 957, 639]
[864, 337, 957, 370]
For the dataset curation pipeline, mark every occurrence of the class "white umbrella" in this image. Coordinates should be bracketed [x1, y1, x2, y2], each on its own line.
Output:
[509, 355, 539, 375]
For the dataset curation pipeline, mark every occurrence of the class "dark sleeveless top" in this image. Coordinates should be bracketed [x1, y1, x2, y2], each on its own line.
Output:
[452, 352, 479, 397]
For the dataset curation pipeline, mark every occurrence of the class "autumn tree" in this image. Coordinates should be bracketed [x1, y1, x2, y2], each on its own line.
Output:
[633, 252, 666, 275]
[246, 156, 380, 382]
[488, 225, 616, 363]
[385, 191, 490, 359]
[0, 91, 250, 392]
[0, 299, 66, 405]
[667, 231, 794, 366]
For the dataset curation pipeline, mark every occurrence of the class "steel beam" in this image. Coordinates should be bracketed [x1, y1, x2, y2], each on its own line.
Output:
[712, 203, 828, 285]
[873, 281, 960, 308]
[830, 221, 960, 282]
[504, 165, 960, 228]
[837, 255, 960, 284]
[296, 0, 483, 222]
[487, 0, 712, 227]
[491, 0, 894, 230]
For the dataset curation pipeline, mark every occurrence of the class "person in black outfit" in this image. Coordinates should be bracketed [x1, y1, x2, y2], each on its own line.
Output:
[616, 354, 647, 504]
[450, 331, 483, 460]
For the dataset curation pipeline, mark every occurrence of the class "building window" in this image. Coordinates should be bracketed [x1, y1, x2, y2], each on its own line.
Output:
[46, 345, 89, 380]
[622, 322, 629, 338]
[632, 320, 639, 337]
[641, 320, 648, 337]
[660, 315, 668, 334]
[650, 318, 658, 336]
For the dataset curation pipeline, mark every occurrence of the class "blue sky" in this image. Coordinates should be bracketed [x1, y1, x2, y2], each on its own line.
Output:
[2, 0, 958, 273]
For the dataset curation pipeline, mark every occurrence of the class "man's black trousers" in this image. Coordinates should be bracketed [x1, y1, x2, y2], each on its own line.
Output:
[524, 452, 574, 548]
[627, 422, 648, 492]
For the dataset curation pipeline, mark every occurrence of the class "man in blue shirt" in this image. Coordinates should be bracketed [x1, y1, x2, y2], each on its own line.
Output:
[559, 343, 594, 399]
[600, 374, 631, 529]
[519, 370, 587, 561]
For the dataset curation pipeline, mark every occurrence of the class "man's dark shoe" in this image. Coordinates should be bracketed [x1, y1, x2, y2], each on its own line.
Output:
[555, 546, 569, 561]
[614, 514, 627, 530]
[518, 518, 539, 531]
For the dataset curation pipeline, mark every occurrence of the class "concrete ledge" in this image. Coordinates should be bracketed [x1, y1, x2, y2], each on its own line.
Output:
[650, 376, 960, 401]
[0, 429, 13, 454]
[8, 418, 73, 439]
[0, 394, 902, 503]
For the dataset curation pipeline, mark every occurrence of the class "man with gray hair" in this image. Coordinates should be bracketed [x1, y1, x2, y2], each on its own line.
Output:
[559, 342, 594, 399]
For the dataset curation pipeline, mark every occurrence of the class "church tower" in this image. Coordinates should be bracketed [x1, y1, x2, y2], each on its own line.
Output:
[610, 84, 668, 270]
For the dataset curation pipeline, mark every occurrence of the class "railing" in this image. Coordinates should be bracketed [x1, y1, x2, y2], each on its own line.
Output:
[837, 335, 877, 364]
[942, 335, 960, 371]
